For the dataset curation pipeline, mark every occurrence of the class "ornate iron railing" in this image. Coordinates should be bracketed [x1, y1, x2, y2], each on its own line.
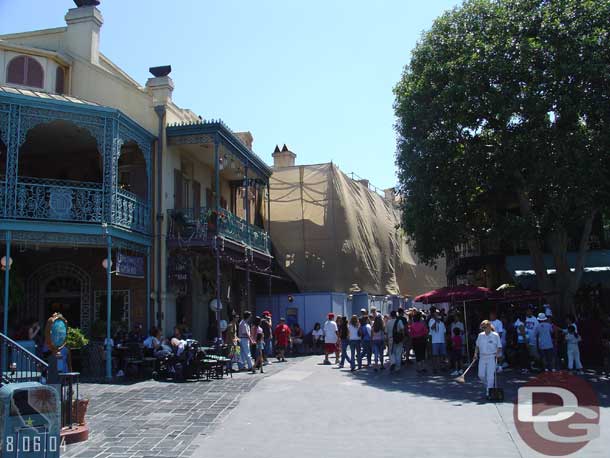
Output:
[168, 207, 269, 253]
[218, 208, 269, 253]
[0, 332, 46, 384]
[2, 176, 151, 234]
[115, 189, 150, 233]
[15, 176, 103, 223]
[168, 207, 209, 241]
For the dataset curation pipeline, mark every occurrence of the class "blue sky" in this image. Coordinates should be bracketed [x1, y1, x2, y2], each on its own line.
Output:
[0, 0, 460, 190]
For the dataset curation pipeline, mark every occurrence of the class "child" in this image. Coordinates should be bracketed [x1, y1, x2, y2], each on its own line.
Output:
[564, 325, 583, 375]
[450, 328, 463, 376]
[517, 324, 530, 374]
[253, 333, 265, 374]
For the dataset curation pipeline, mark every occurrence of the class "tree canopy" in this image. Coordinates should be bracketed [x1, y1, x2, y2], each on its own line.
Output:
[394, 0, 610, 314]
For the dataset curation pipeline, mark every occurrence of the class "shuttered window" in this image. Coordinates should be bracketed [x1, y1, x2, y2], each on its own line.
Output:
[6, 55, 44, 88]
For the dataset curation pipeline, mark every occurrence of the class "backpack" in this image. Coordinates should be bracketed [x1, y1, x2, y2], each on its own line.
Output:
[393, 320, 405, 344]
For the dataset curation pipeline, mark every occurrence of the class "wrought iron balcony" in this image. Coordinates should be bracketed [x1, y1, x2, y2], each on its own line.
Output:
[1, 176, 150, 234]
[168, 207, 270, 254]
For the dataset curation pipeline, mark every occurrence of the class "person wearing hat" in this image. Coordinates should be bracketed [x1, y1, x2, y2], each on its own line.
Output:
[474, 320, 502, 400]
[322, 313, 338, 365]
[534, 313, 556, 371]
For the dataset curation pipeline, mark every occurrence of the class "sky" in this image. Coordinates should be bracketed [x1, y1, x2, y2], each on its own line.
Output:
[0, 0, 460, 190]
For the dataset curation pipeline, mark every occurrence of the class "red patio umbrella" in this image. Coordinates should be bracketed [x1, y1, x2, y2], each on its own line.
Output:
[414, 285, 495, 304]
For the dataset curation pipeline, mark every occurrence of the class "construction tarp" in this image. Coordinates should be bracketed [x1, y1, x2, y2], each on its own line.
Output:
[266, 163, 446, 296]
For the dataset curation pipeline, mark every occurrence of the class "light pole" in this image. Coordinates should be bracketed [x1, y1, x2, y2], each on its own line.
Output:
[103, 229, 113, 381]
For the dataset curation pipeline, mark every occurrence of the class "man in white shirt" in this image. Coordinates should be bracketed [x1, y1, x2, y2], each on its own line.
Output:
[428, 311, 447, 374]
[474, 320, 502, 400]
[322, 313, 338, 365]
[524, 308, 540, 368]
[490, 311, 506, 369]
[238, 311, 253, 371]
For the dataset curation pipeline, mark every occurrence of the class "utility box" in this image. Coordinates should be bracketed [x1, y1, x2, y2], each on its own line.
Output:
[0, 382, 61, 457]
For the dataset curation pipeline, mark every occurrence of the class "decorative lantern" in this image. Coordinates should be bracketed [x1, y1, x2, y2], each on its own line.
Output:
[0, 255, 12, 271]
[102, 258, 113, 270]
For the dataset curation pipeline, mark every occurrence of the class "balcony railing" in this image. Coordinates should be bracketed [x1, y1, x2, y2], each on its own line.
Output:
[168, 207, 270, 254]
[1, 176, 150, 234]
[115, 189, 150, 234]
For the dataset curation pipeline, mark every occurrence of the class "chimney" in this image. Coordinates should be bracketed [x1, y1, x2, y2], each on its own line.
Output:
[384, 188, 396, 201]
[272, 144, 296, 168]
[235, 132, 254, 150]
[146, 66, 174, 107]
[64, 1, 103, 65]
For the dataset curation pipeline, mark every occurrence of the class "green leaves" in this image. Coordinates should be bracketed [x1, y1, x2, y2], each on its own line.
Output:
[394, 0, 610, 264]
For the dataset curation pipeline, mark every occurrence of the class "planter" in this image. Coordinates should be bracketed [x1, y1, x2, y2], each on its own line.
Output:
[69, 347, 82, 372]
[72, 399, 89, 426]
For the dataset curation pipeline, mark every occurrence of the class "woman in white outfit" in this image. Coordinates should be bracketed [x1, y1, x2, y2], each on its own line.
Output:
[474, 320, 502, 400]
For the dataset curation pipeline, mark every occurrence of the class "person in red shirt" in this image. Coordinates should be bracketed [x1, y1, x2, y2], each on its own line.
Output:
[450, 327, 463, 376]
[274, 317, 291, 362]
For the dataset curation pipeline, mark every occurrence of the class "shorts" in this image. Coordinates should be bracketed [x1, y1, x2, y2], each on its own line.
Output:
[325, 343, 337, 353]
[432, 343, 447, 356]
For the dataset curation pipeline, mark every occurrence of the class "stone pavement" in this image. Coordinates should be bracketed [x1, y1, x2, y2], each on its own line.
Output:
[63, 360, 294, 458]
[192, 356, 610, 458]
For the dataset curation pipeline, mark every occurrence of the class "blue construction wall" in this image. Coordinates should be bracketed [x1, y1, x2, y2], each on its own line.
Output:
[256, 292, 347, 334]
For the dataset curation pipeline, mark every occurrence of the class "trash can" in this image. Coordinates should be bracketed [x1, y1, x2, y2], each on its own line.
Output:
[0, 382, 61, 457]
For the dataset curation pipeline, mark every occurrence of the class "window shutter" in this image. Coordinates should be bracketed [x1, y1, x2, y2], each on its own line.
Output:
[192, 180, 201, 218]
[7, 56, 26, 85]
[206, 188, 213, 208]
[27, 58, 43, 88]
[55, 67, 65, 94]
[174, 169, 183, 209]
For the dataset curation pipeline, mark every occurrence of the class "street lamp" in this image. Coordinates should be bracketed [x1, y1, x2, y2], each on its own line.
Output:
[102, 258, 112, 271]
[0, 256, 13, 271]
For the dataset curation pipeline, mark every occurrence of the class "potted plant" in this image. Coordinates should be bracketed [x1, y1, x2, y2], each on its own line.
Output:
[66, 327, 89, 372]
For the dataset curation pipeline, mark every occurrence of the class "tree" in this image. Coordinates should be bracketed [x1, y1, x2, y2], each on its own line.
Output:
[394, 0, 610, 316]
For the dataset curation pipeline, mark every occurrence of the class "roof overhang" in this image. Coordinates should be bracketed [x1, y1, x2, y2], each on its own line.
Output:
[167, 120, 272, 178]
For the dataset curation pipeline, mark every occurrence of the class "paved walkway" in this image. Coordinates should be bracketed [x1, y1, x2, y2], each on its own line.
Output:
[63, 361, 294, 458]
[192, 357, 610, 458]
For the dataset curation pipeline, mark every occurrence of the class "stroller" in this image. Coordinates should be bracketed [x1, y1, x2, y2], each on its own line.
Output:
[152, 339, 200, 381]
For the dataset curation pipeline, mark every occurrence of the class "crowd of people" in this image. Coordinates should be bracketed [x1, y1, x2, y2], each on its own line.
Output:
[309, 304, 610, 398]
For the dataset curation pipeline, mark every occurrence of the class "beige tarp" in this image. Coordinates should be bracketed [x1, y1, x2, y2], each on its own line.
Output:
[266, 163, 445, 296]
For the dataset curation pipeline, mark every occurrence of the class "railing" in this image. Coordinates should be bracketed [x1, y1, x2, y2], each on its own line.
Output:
[1, 332, 81, 428]
[0, 176, 151, 234]
[15, 177, 103, 223]
[168, 207, 270, 253]
[218, 208, 269, 253]
[115, 189, 150, 233]
[168, 207, 209, 241]
[0, 332, 47, 385]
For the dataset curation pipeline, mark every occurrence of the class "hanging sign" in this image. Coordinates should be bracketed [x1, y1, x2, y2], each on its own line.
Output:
[116, 253, 145, 278]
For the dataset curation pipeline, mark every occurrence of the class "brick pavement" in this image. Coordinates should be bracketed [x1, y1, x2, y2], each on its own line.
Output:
[63, 361, 293, 458]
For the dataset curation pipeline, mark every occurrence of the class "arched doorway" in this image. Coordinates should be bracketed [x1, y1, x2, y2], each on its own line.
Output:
[27, 262, 92, 333]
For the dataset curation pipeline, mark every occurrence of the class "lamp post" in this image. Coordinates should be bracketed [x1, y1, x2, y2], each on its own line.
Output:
[103, 236, 113, 381]
[2, 231, 12, 373]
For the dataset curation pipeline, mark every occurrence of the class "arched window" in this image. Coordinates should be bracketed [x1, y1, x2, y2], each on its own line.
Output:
[6, 55, 44, 89]
[55, 66, 65, 94]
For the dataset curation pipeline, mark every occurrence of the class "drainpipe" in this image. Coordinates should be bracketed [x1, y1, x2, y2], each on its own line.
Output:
[154, 105, 166, 329]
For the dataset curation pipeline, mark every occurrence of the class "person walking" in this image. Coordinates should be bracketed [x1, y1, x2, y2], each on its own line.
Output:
[535, 313, 555, 371]
[564, 325, 584, 375]
[525, 308, 540, 369]
[253, 333, 265, 374]
[273, 317, 291, 362]
[371, 314, 385, 371]
[474, 320, 502, 400]
[348, 315, 361, 371]
[261, 311, 273, 362]
[449, 328, 463, 376]
[322, 313, 338, 365]
[387, 310, 405, 372]
[410, 312, 428, 374]
[238, 311, 254, 371]
[337, 316, 351, 368]
[359, 315, 372, 368]
[397, 308, 410, 366]
[429, 311, 447, 374]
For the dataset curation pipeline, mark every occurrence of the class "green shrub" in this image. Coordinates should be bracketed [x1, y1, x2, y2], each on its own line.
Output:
[66, 327, 89, 349]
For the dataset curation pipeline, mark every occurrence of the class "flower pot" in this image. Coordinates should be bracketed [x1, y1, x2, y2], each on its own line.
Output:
[72, 399, 89, 426]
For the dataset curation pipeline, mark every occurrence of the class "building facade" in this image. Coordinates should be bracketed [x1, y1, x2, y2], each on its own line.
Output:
[0, 2, 272, 343]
